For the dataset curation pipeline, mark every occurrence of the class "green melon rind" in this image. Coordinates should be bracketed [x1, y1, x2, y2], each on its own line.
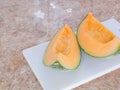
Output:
[113, 46, 120, 56]
[77, 14, 120, 58]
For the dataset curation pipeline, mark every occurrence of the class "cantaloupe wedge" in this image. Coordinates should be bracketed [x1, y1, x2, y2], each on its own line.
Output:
[77, 13, 120, 57]
[44, 25, 81, 69]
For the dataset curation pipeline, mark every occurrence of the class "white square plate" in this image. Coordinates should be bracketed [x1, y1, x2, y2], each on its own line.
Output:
[23, 19, 120, 90]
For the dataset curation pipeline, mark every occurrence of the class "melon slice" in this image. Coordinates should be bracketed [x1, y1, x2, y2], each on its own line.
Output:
[44, 25, 81, 69]
[77, 13, 120, 57]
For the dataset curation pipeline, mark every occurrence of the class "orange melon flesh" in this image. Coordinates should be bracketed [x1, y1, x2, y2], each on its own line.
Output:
[44, 25, 80, 69]
[77, 13, 120, 57]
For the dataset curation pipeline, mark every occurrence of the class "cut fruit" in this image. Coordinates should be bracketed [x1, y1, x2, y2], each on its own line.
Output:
[77, 13, 120, 57]
[44, 25, 81, 70]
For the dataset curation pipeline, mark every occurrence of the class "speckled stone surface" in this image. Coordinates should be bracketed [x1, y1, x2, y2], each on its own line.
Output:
[1, 0, 120, 90]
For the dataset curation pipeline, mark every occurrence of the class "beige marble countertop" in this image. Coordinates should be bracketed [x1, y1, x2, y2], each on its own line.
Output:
[1, 0, 120, 90]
